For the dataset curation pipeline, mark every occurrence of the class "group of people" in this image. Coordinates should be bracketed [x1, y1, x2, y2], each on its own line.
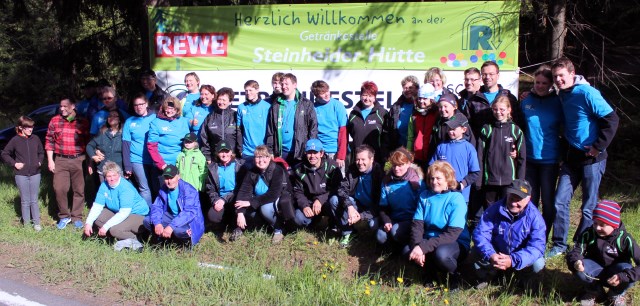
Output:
[2, 57, 636, 305]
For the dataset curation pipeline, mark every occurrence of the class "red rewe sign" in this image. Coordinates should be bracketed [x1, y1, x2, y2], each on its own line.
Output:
[155, 33, 228, 57]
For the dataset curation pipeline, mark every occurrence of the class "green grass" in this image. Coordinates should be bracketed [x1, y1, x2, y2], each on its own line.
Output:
[0, 164, 638, 305]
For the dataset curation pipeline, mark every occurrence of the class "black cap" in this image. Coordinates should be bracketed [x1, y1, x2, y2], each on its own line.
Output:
[183, 132, 197, 143]
[140, 69, 157, 78]
[438, 93, 458, 107]
[215, 140, 232, 153]
[162, 165, 179, 178]
[506, 179, 532, 198]
[445, 114, 468, 129]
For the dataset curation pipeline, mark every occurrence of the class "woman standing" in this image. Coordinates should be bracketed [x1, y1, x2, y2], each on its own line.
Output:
[347, 81, 390, 164]
[200, 87, 242, 162]
[87, 110, 124, 182]
[184, 84, 215, 136]
[176, 72, 201, 116]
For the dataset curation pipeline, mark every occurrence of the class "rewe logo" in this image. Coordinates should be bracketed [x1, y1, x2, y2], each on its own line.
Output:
[155, 33, 228, 57]
[461, 13, 502, 50]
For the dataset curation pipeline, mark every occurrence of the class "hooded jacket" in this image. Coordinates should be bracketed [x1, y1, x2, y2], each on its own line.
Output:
[176, 147, 207, 191]
[407, 106, 438, 162]
[200, 107, 242, 161]
[337, 162, 384, 211]
[460, 85, 523, 138]
[379, 164, 425, 224]
[347, 101, 391, 164]
[477, 120, 526, 186]
[292, 157, 343, 209]
[1, 133, 44, 176]
[149, 179, 205, 245]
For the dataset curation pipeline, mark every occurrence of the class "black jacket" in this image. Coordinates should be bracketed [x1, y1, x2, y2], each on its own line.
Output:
[388, 95, 414, 150]
[337, 162, 384, 212]
[205, 158, 246, 205]
[426, 110, 475, 161]
[460, 85, 523, 138]
[235, 160, 294, 220]
[477, 120, 526, 186]
[200, 107, 242, 161]
[292, 157, 343, 209]
[1, 134, 44, 176]
[347, 101, 391, 164]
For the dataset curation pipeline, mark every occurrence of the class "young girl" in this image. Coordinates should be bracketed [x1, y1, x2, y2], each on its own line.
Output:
[477, 96, 526, 206]
[1, 116, 44, 230]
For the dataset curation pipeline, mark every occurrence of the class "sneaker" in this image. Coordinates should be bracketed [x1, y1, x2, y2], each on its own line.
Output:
[545, 246, 565, 258]
[33, 224, 42, 232]
[609, 292, 627, 306]
[474, 280, 489, 290]
[114, 238, 139, 251]
[130, 239, 144, 252]
[272, 231, 284, 244]
[56, 218, 71, 229]
[74, 220, 84, 229]
[339, 233, 352, 248]
[229, 228, 243, 242]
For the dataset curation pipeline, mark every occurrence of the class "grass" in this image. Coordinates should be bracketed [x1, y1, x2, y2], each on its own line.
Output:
[0, 164, 639, 305]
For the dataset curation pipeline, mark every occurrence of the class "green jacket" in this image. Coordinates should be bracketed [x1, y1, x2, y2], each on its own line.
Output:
[176, 148, 207, 191]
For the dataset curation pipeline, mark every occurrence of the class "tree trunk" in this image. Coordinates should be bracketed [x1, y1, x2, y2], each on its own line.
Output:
[548, 0, 567, 59]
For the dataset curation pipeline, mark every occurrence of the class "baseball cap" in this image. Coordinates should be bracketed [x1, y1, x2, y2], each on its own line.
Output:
[438, 93, 458, 107]
[506, 179, 531, 198]
[215, 140, 232, 153]
[162, 165, 179, 178]
[183, 132, 197, 143]
[445, 114, 468, 129]
[305, 139, 323, 152]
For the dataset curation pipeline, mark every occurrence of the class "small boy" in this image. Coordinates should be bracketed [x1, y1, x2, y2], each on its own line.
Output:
[176, 132, 207, 191]
[429, 114, 480, 203]
[566, 200, 639, 306]
[427, 93, 474, 161]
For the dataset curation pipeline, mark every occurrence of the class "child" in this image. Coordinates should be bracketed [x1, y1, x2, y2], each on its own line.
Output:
[429, 114, 480, 203]
[427, 93, 474, 161]
[176, 132, 207, 191]
[567, 200, 639, 306]
[1, 116, 44, 231]
[477, 95, 526, 207]
[407, 84, 438, 168]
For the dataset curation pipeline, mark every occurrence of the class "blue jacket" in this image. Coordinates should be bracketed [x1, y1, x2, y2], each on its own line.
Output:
[149, 179, 204, 245]
[472, 199, 546, 270]
[521, 91, 563, 164]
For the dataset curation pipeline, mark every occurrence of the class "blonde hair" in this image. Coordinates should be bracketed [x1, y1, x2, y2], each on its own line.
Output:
[424, 67, 447, 85]
[427, 161, 458, 190]
[253, 145, 273, 158]
[492, 96, 512, 120]
[162, 96, 183, 117]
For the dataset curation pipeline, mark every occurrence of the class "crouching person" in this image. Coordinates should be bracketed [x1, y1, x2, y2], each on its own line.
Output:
[472, 179, 546, 289]
[143, 164, 205, 247]
[292, 139, 343, 229]
[567, 200, 639, 306]
[84, 161, 149, 251]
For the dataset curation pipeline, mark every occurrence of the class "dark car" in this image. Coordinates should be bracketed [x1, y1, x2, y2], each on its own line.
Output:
[0, 104, 59, 150]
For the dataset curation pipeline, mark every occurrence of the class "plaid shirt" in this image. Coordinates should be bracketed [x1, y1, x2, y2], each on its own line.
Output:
[44, 113, 89, 156]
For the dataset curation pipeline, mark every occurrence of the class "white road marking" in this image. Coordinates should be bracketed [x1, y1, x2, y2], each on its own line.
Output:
[0, 289, 47, 306]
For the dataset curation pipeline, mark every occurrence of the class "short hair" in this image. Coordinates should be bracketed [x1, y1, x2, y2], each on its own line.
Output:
[360, 81, 378, 97]
[388, 147, 413, 166]
[162, 96, 182, 116]
[481, 61, 500, 73]
[401, 75, 420, 88]
[101, 86, 116, 97]
[184, 72, 200, 84]
[424, 67, 447, 84]
[129, 92, 148, 106]
[254, 145, 273, 158]
[551, 57, 575, 73]
[282, 73, 297, 84]
[217, 87, 235, 102]
[102, 161, 123, 177]
[427, 161, 458, 190]
[492, 96, 513, 119]
[196, 85, 216, 107]
[60, 95, 77, 105]
[464, 67, 481, 76]
[271, 72, 285, 83]
[311, 80, 330, 96]
[15, 116, 34, 133]
[244, 80, 259, 90]
[354, 144, 375, 159]
[533, 65, 553, 81]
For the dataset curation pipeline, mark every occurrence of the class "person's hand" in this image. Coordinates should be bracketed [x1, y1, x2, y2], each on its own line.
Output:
[608, 274, 621, 287]
[161, 164, 167, 170]
[489, 253, 501, 266]
[207, 160, 212, 165]
[95, 150, 105, 160]
[154, 224, 164, 236]
[83, 224, 93, 236]
[519, 91, 531, 101]
[214, 199, 225, 212]
[510, 144, 517, 158]
[347, 206, 360, 225]
[492, 253, 512, 270]
[237, 213, 246, 229]
[336, 159, 345, 169]
[98, 227, 108, 237]
[124, 171, 132, 179]
[162, 225, 173, 238]
[312, 200, 322, 215]
[303, 207, 314, 218]
[584, 146, 600, 158]
[409, 246, 426, 267]
[235, 200, 251, 209]
[48, 160, 55, 173]
[383, 223, 392, 232]
[190, 119, 199, 127]
[92, 155, 103, 163]
[14, 162, 24, 170]
[573, 260, 584, 272]
[87, 166, 93, 175]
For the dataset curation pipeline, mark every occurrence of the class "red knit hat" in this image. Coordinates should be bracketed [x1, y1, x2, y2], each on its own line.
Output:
[593, 200, 621, 228]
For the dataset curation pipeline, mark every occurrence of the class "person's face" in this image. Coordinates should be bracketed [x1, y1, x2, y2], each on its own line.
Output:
[429, 170, 448, 193]
[102, 92, 116, 109]
[164, 105, 177, 117]
[315, 90, 330, 101]
[448, 125, 466, 140]
[185, 75, 199, 92]
[360, 92, 376, 107]
[140, 76, 157, 91]
[107, 112, 120, 129]
[402, 82, 419, 100]
[132, 98, 148, 116]
[481, 65, 499, 89]
[305, 150, 324, 167]
[184, 141, 197, 150]
[217, 150, 233, 164]
[438, 102, 456, 119]
[20, 125, 34, 136]
[255, 154, 272, 171]
[200, 89, 215, 106]
[272, 79, 282, 94]
[355, 151, 373, 173]
[417, 97, 433, 110]
[245, 86, 259, 102]
[464, 72, 481, 93]
[281, 78, 297, 98]
[392, 162, 410, 177]
[217, 94, 231, 109]
[164, 174, 180, 190]
[427, 75, 443, 91]
[533, 74, 553, 96]
[594, 219, 615, 237]
[105, 171, 120, 188]
[492, 102, 510, 122]
[59, 99, 75, 117]
[552, 67, 575, 90]
[506, 193, 530, 215]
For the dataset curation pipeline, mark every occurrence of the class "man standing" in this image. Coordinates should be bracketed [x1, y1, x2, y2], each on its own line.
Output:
[389, 75, 420, 151]
[546, 57, 619, 258]
[45, 96, 90, 229]
[237, 80, 271, 166]
[457, 67, 482, 115]
[265, 73, 318, 167]
[138, 69, 168, 114]
[310, 80, 348, 169]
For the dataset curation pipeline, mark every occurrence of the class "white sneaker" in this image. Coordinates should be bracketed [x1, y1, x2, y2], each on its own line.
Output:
[33, 224, 42, 232]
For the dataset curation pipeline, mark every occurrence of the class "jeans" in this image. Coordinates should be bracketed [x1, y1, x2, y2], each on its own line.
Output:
[404, 242, 465, 274]
[525, 161, 559, 239]
[293, 198, 334, 227]
[329, 196, 375, 236]
[376, 220, 412, 245]
[551, 159, 606, 251]
[259, 201, 282, 230]
[15, 174, 41, 225]
[474, 251, 545, 281]
[132, 163, 154, 206]
[143, 211, 191, 242]
[574, 259, 635, 295]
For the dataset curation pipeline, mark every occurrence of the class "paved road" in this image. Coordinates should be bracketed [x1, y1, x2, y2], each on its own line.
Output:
[0, 277, 87, 306]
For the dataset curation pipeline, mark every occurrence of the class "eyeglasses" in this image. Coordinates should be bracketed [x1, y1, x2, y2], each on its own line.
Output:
[21, 126, 34, 129]
[464, 78, 480, 82]
[108, 114, 120, 118]
[102, 96, 115, 101]
[255, 156, 271, 160]
[133, 103, 147, 107]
